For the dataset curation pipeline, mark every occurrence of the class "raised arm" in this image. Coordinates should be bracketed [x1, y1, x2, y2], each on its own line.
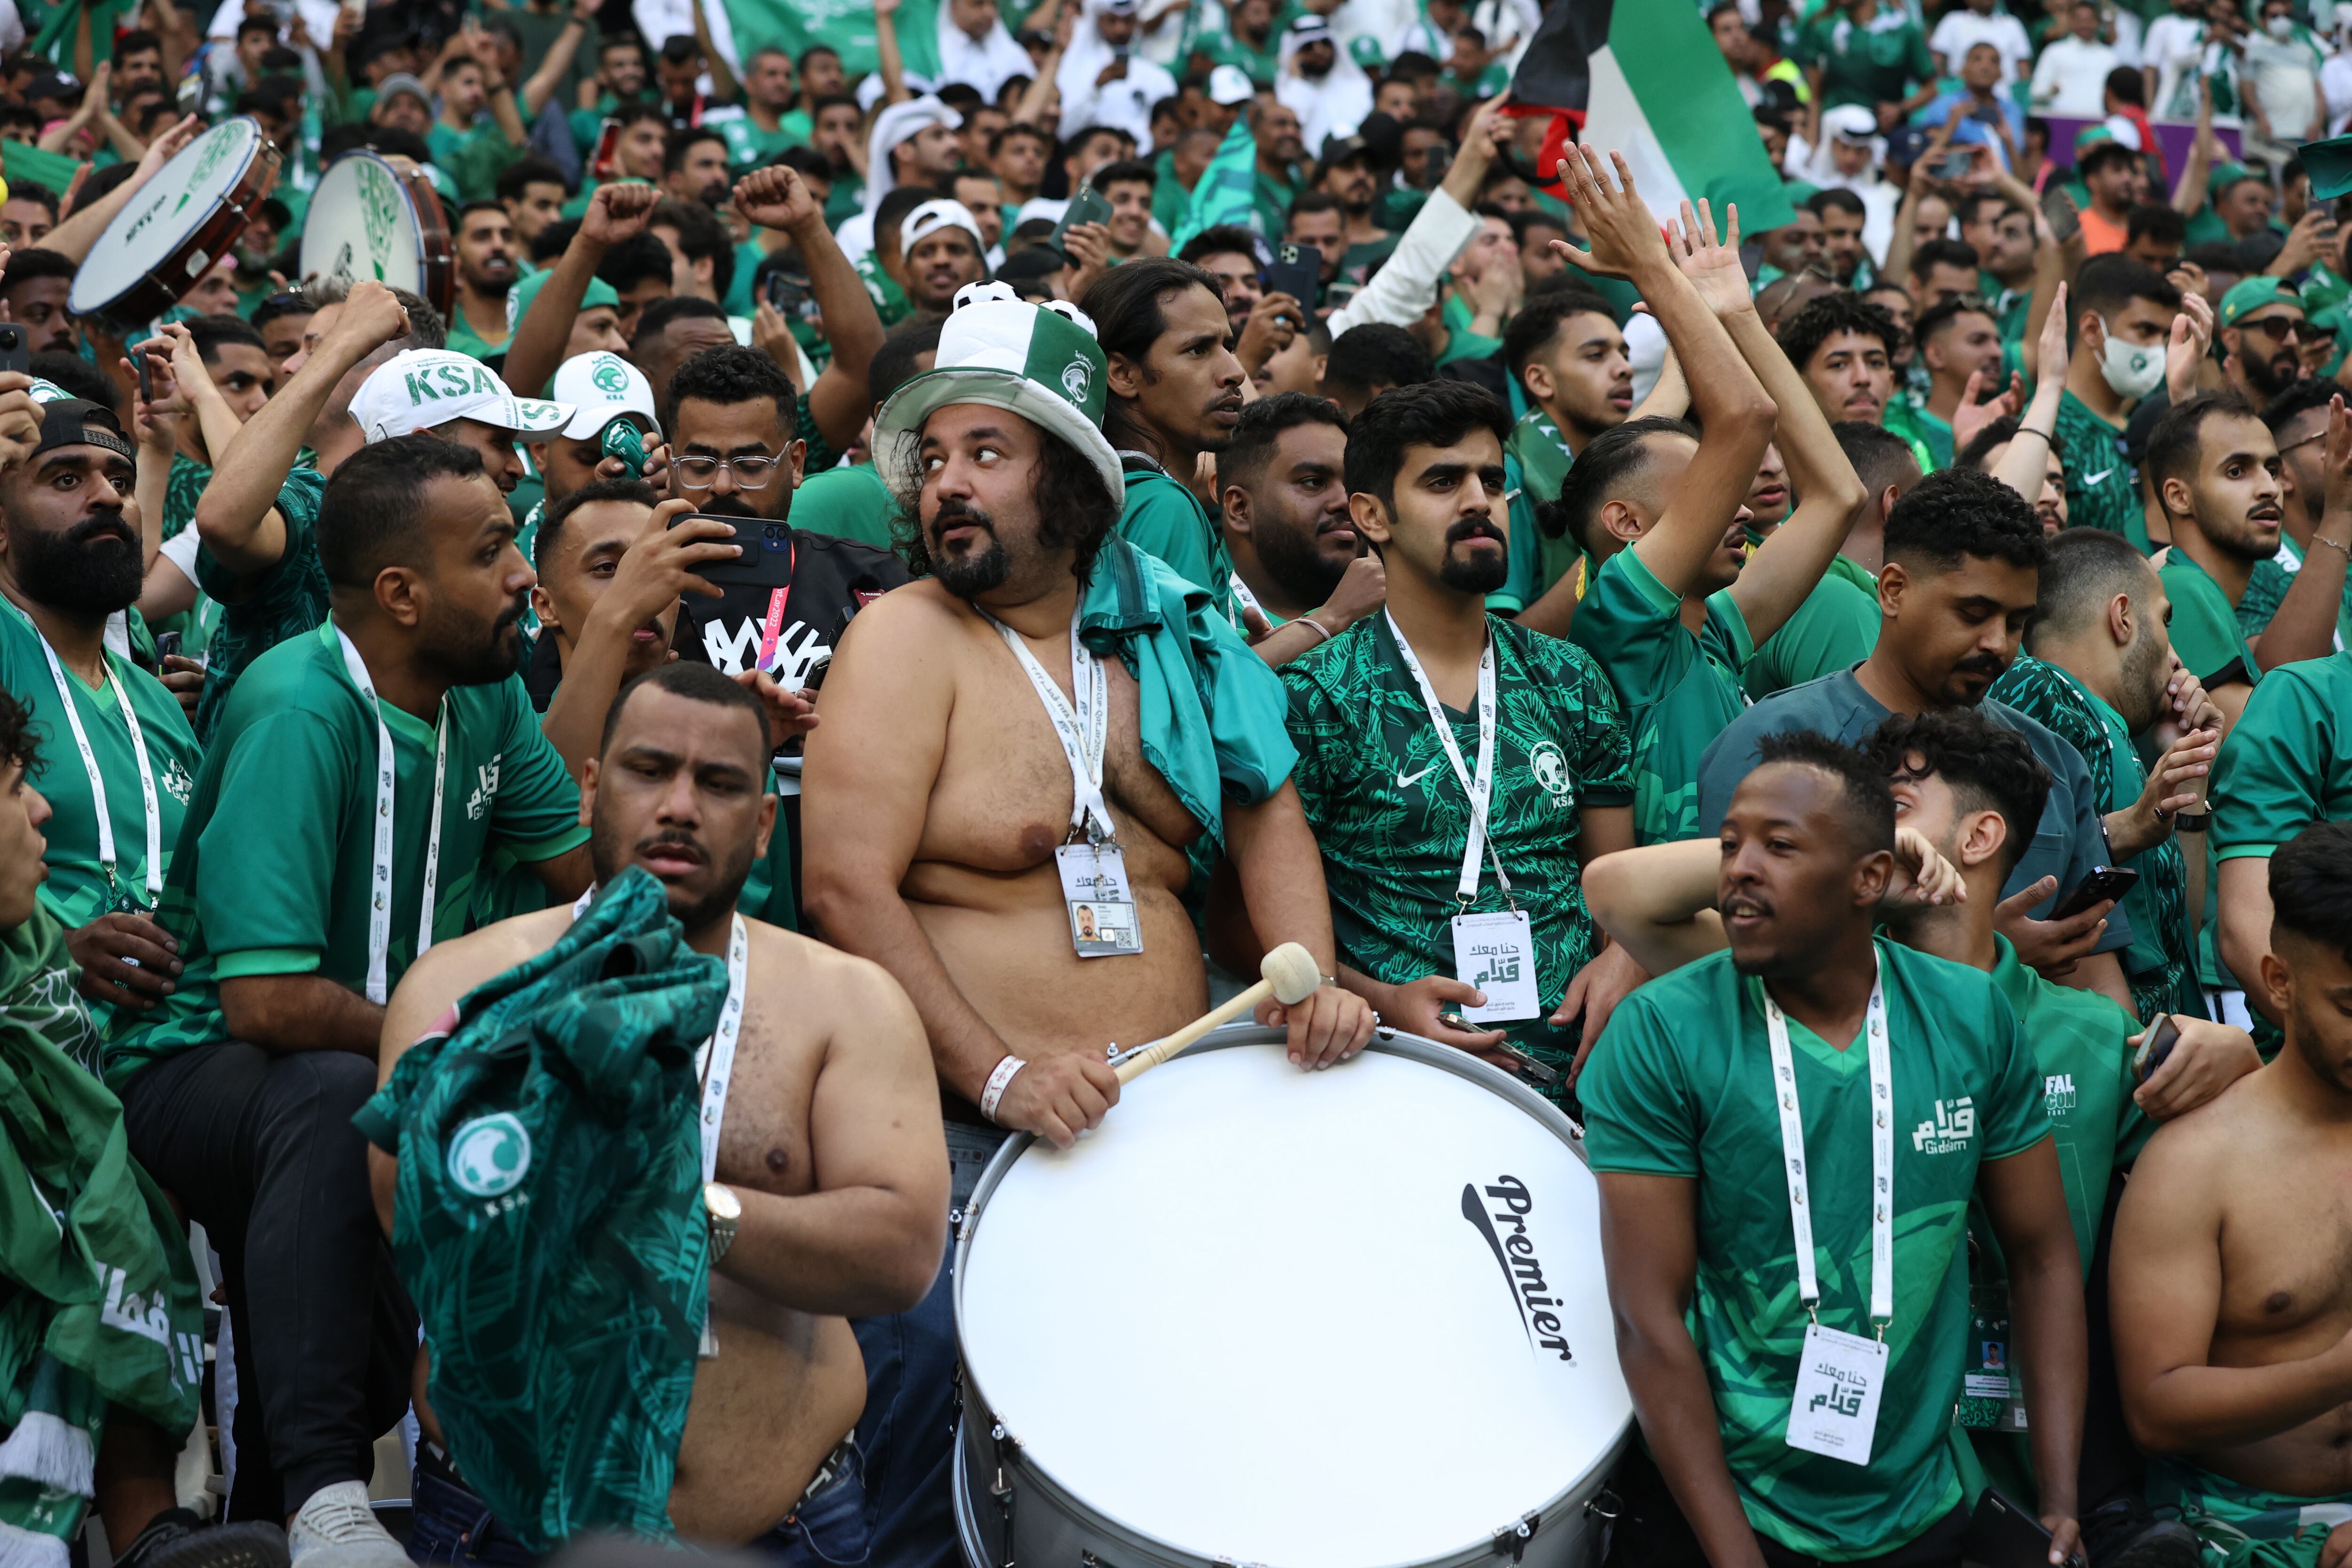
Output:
[519, 7, 592, 120]
[503, 182, 658, 400]
[874, 0, 910, 106]
[1581, 838, 1727, 976]
[1996, 283, 2070, 503]
[734, 164, 880, 452]
[1553, 152, 1774, 599]
[691, 0, 741, 103]
[2255, 395, 2352, 669]
[1325, 93, 1506, 337]
[39, 113, 200, 263]
[196, 281, 410, 576]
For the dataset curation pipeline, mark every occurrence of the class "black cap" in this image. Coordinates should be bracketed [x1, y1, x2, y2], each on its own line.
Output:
[32, 399, 132, 462]
[24, 71, 79, 103]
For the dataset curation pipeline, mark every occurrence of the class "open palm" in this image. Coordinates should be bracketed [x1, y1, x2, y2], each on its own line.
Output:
[1667, 198, 1747, 317]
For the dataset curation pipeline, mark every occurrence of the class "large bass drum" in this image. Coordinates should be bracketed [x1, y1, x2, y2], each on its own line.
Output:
[69, 117, 279, 331]
[299, 151, 454, 317]
[953, 1023, 1632, 1568]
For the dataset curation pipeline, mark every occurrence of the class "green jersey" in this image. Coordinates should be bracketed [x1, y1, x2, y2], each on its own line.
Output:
[1507, 404, 1573, 509]
[2159, 549, 2263, 691]
[1252, 166, 1297, 241]
[1581, 941, 2049, 1559]
[854, 251, 912, 329]
[1989, 655, 2199, 1024]
[1744, 554, 1879, 702]
[1119, 465, 1237, 621]
[2239, 535, 2352, 650]
[2054, 390, 2147, 550]
[444, 309, 509, 363]
[792, 462, 899, 554]
[105, 622, 590, 1089]
[192, 466, 330, 743]
[1565, 546, 1756, 844]
[1886, 394, 1953, 472]
[1203, 26, 1282, 84]
[1280, 614, 1634, 1082]
[2212, 649, 2352, 866]
[1502, 407, 1586, 609]
[716, 112, 799, 172]
[1793, 5, 1935, 110]
[0, 605, 199, 943]
[163, 453, 207, 544]
[426, 119, 523, 203]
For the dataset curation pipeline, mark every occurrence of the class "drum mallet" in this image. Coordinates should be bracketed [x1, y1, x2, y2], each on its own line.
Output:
[1113, 942, 1324, 1083]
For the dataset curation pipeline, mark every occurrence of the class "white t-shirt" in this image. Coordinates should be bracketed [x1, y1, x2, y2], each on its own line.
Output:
[2143, 13, 2209, 116]
[2031, 35, 2122, 116]
[1928, 8, 2034, 80]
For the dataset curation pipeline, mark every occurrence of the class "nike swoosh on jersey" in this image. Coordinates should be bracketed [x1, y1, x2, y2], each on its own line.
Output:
[2082, 468, 2114, 486]
[1397, 764, 1437, 788]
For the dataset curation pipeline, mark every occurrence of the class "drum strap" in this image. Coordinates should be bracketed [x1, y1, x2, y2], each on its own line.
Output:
[987, 605, 1114, 845]
[336, 626, 446, 1006]
[1761, 956, 1893, 1331]
[1385, 611, 1512, 909]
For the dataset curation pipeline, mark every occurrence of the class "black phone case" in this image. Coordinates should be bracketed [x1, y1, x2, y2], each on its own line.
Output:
[0, 325, 29, 377]
[2050, 868, 2140, 922]
[1961, 1488, 2059, 1568]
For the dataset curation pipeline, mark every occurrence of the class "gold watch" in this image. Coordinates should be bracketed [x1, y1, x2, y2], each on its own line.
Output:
[703, 1182, 741, 1262]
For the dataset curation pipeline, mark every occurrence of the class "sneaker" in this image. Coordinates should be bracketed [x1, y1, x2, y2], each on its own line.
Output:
[116, 1509, 290, 1568]
[286, 1482, 407, 1568]
[2078, 1496, 2204, 1568]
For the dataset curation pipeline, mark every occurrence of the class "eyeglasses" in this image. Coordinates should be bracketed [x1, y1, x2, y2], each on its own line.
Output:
[2237, 314, 2303, 343]
[2278, 429, 2329, 454]
[674, 454, 781, 489]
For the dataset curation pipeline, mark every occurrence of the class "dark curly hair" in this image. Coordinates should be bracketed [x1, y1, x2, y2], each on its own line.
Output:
[1752, 727, 1895, 858]
[663, 343, 796, 438]
[1864, 709, 2052, 876]
[1777, 291, 1904, 372]
[1883, 467, 2047, 574]
[0, 686, 41, 779]
[888, 411, 1120, 586]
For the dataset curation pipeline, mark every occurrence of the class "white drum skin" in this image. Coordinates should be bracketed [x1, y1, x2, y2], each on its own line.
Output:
[953, 1024, 1633, 1568]
[70, 118, 275, 327]
[299, 152, 454, 316]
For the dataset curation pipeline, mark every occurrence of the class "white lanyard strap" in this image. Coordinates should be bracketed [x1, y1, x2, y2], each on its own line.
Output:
[334, 627, 447, 1006]
[25, 617, 160, 905]
[1385, 611, 1510, 907]
[1763, 960, 1894, 1330]
[988, 607, 1114, 843]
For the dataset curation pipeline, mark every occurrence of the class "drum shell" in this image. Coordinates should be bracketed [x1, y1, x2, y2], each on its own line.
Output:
[950, 1023, 1630, 1568]
[70, 125, 280, 331]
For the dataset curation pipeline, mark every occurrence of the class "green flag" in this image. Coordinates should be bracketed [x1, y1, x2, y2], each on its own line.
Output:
[716, 0, 941, 84]
[1172, 118, 1261, 252]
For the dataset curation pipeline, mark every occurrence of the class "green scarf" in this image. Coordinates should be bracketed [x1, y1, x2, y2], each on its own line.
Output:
[355, 869, 728, 1552]
[0, 903, 202, 1568]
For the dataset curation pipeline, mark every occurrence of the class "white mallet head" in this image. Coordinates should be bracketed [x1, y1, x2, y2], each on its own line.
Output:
[1261, 942, 1322, 1007]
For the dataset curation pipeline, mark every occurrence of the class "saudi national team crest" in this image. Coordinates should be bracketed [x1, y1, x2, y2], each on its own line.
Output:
[1062, 357, 1092, 404]
[592, 358, 630, 395]
[448, 1113, 532, 1198]
[1528, 740, 1574, 806]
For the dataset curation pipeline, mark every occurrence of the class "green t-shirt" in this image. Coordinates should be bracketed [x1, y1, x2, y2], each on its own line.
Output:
[2236, 536, 2352, 650]
[1279, 614, 1634, 1082]
[2212, 649, 2352, 865]
[192, 465, 330, 744]
[2053, 390, 2147, 550]
[1581, 940, 2049, 1559]
[105, 622, 591, 1088]
[1508, 404, 1573, 509]
[1501, 406, 1586, 613]
[1793, 5, 1936, 110]
[1152, 147, 1191, 238]
[1566, 546, 1756, 844]
[427, 119, 524, 204]
[2158, 549, 2262, 692]
[1988, 654, 2199, 1025]
[1744, 554, 1879, 702]
[855, 250, 912, 330]
[1203, 27, 1283, 85]
[1336, 233, 1398, 288]
[1119, 466, 1237, 622]
[1438, 293, 1502, 366]
[792, 462, 899, 554]
[717, 112, 800, 172]
[824, 174, 866, 231]
[1886, 393, 1953, 472]
[0, 605, 199, 941]
[1252, 166, 1298, 242]
[445, 307, 511, 363]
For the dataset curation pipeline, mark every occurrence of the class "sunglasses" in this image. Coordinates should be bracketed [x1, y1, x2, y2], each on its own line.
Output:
[2236, 314, 2303, 342]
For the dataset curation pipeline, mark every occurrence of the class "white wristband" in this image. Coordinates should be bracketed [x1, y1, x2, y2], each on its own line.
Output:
[979, 1054, 1027, 1123]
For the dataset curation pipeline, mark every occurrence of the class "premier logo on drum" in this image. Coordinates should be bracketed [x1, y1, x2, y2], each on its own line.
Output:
[1458, 1176, 1575, 1364]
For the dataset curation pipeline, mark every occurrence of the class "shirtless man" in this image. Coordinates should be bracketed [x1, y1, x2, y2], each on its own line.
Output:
[801, 283, 1373, 1566]
[2112, 821, 2352, 1562]
[372, 663, 947, 1560]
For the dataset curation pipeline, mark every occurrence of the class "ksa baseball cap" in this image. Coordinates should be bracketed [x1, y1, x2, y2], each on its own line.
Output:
[874, 281, 1122, 505]
[352, 349, 574, 443]
[1207, 64, 1255, 106]
[547, 351, 660, 440]
[901, 198, 988, 257]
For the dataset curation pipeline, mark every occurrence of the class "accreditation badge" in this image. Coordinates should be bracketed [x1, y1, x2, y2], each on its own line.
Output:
[1057, 843, 1143, 957]
[1786, 1322, 1889, 1465]
[1449, 909, 1539, 1022]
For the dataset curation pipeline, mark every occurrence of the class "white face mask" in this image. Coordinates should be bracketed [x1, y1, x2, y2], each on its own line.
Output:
[2098, 315, 2167, 400]
[2268, 15, 2296, 36]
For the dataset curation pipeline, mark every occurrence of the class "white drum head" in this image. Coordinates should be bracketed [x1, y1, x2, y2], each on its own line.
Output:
[302, 154, 429, 296]
[958, 1036, 1631, 1568]
[71, 119, 263, 312]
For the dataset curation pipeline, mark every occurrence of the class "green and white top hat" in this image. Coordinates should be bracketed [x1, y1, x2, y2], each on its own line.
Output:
[352, 349, 575, 444]
[873, 281, 1124, 506]
[547, 351, 661, 440]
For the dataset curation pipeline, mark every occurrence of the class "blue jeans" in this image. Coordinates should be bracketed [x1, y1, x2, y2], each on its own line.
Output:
[850, 1122, 1007, 1568]
[405, 1457, 533, 1567]
[752, 1446, 871, 1568]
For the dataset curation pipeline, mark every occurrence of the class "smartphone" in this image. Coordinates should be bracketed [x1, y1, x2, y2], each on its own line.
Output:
[1050, 184, 1116, 260]
[590, 117, 622, 181]
[1930, 149, 1977, 183]
[154, 630, 181, 662]
[0, 324, 27, 378]
[763, 264, 812, 317]
[679, 511, 794, 592]
[2049, 865, 2141, 922]
[1962, 1488, 2077, 1568]
[600, 419, 647, 478]
[1264, 241, 1322, 311]
[2134, 1013, 2182, 1083]
[135, 342, 154, 406]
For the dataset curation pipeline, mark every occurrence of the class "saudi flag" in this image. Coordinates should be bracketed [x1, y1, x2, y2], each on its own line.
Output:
[1512, 0, 1794, 234]
[712, 0, 952, 84]
[1171, 119, 1262, 251]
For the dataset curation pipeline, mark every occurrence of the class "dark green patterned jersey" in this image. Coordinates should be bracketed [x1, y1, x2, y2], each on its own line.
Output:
[1566, 546, 1754, 844]
[1581, 942, 2048, 1559]
[162, 454, 207, 543]
[2054, 390, 2148, 550]
[1280, 614, 1633, 1067]
[2237, 536, 2352, 649]
[191, 465, 330, 743]
[1988, 655, 2199, 1023]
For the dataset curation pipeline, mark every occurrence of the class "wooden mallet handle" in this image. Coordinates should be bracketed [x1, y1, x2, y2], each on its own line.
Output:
[1114, 942, 1323, 1083]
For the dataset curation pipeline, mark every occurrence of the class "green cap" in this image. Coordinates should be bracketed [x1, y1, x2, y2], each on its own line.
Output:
[2303, 131, 2352, 201]
[506, 267, 621, 335]
[2207, 159, 2261, 195]
[2219, 275, 2296, 327]
[1348, 35, 1385, 68]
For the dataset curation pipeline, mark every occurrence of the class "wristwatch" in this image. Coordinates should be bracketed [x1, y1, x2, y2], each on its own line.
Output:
[703, 1182, 741, 1262]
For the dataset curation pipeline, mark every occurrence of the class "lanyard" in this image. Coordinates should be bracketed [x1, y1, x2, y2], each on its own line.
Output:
[15, 605, 160, 907]
[1762, 960, 1894, 1334]
[334, 627, 447, 1007]
[988, 606, 1114, 844]
[1385, 611, 1512, 908]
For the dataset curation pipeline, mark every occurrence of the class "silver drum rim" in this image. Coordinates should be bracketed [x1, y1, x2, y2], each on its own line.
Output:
[951, 1021, 1630, 1568]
